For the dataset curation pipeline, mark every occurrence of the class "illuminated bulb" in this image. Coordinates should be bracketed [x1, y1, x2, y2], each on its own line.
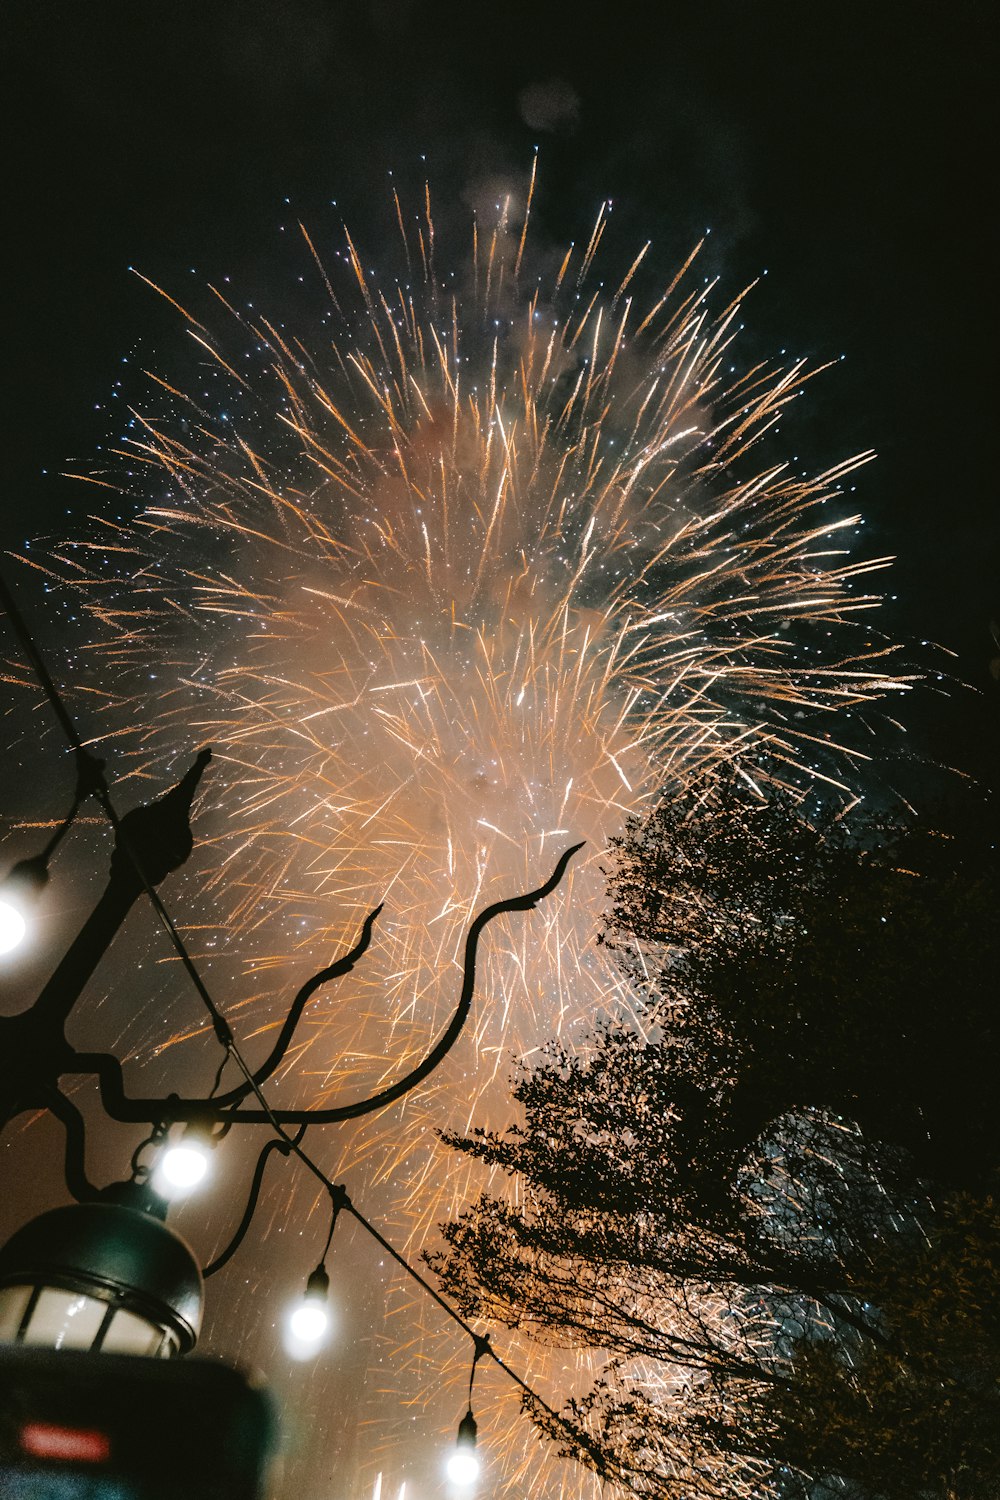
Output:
[446, 1410, 480, 1486]
[0, 898, 27, 956]
[285, 1266, 330, 1355]
[446, 1451, 480, 1487]
[157, 1141, 210, 1190]
[151, 1123, 215, 1198]
[289, 1299, 328, 1342]
[0, 856, 48, 956]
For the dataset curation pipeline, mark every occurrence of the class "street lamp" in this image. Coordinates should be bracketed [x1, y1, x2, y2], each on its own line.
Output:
[0, 570, 582, 1489]
[0, 1183, 202, 1358]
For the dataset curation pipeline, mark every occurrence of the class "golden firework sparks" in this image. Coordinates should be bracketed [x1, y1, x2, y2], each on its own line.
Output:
[19, 166, 911, 1497]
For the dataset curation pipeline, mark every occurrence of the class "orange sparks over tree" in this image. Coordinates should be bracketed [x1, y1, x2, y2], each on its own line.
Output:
[15, 163, 913, 1498]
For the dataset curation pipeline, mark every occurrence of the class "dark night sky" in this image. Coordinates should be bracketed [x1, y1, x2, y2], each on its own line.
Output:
[1, 4, 997, 1497]
[3, 0, 997, 780]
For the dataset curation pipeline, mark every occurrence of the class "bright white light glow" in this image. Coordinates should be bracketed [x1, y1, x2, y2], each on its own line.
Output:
[154, 1141, 209, 1194]
[446, 1451, 480, 1486]
[0, 898, 26, 956]
[288, 1299, 329, 1344]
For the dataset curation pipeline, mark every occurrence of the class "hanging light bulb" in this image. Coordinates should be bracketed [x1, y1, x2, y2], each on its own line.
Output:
[152, 1123, 214, 1197]
[446, 1410, 480, 1486]
[0, 857, 48, 956]
[285, 1266, 330, 1356]
[0, 895, 26, 956]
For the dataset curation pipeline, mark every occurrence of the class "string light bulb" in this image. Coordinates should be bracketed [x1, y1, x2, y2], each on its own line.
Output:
[286, 1265, 330, 1355]
[0, 896, 26, 956]
[0, 715, 102, 959]
[446, 1409, 480, 1486]
[152, 1123, 215, 1196]
[0, 857, 48, 956]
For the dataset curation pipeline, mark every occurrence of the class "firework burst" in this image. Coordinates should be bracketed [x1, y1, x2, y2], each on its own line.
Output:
[18, 163, 907, 1495]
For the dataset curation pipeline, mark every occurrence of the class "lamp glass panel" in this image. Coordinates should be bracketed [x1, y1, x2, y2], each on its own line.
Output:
[21, 1287, 108, 1349]
[101, 1306, 170, 1357]
[0, 1283, 33, 1340]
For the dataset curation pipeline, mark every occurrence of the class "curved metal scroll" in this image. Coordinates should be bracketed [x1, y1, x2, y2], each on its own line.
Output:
[72, 842, 584, 1127]
[46, 1088, 99, 1203]
[213, 903, 384, 1106]
[202, 1128, 304, 1277]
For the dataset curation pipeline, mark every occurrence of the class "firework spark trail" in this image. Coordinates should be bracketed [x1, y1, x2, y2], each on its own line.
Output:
[19, 170, 910, 1495]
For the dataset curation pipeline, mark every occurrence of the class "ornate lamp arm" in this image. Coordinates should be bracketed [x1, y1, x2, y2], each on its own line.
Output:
[0, 752, 211, 1128]
[212, 903, 385, 1107]
[45, 1087, 98, 1204]
[202, 1131, 304, 1278]
[73, 842, 585, 1127]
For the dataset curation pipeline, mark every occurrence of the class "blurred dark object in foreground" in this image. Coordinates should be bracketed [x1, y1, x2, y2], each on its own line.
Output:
[0, 1346, 275, 1499]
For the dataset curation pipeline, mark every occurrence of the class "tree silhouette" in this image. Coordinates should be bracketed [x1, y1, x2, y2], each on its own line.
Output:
[430, 779, 1000, 1496]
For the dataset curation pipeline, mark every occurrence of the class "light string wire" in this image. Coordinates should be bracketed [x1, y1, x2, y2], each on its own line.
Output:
[0, 563, 604, 1477]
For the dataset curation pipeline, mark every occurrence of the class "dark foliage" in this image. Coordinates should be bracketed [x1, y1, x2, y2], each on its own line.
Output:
[430, 780, 1000, 1497]
[602, 777, 999, 1195]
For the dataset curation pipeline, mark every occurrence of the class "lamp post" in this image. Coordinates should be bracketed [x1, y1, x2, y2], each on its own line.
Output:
[0, 569, 583, 1494]
[0, 749, 214, 1204]
[0, 1185, 202, 1357]
[0, 745, 581, 1361]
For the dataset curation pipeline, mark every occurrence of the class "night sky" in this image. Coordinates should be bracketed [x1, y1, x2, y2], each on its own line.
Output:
[1, 3, 997, 1497]
[6, 4, 996, 709]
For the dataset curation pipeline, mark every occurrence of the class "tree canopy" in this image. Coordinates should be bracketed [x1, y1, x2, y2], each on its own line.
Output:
[429, 780, 1000, 1497]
